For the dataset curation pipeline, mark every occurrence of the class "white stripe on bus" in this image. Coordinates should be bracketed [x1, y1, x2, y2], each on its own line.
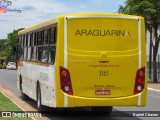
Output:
[53, 64, 56, 107]
[67, 16, 139, 20]
[64, 17, 68, 107]
[138, 18, 142, 106]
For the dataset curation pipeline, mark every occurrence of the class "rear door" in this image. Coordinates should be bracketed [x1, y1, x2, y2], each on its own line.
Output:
[66, 16, 140, 98]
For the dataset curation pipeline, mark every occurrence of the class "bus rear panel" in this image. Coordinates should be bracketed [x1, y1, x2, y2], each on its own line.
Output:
[57, 14, 147, 107]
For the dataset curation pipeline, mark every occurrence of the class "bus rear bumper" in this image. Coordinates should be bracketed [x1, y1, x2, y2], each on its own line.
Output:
[60, 89, 147, 107]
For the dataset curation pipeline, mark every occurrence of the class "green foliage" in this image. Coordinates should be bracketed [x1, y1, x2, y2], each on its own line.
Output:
[0, 64, 2, 69]
[0, 39, 7, 51]
[2, 64, 6, 69]
[118, 0, 160, 83]
[0, 39, 7, 60]
[0, 93, 32, 120]
[0, 93, 21, 111]
[119, 0, 160, 28]
[126, 1, 156, 17]
[0, 28, 24, 62]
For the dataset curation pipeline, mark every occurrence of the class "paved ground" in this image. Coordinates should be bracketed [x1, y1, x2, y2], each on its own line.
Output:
[0, 69, 160, 120]
[148, 82, 160, 90]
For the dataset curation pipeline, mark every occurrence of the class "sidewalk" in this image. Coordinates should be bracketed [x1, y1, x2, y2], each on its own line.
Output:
[148, 81, 160, 90]
[0, 85, 48, 120]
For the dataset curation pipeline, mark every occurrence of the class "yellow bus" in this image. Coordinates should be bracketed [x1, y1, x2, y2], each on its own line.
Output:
[16, 13, 147, 114]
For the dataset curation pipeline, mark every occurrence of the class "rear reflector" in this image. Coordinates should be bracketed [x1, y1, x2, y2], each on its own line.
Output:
[133, 67, 145, 94]
[60, 66, 73, 95]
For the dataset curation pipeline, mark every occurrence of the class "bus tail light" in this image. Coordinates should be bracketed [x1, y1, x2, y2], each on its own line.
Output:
[60, 66, 73, 95]
[133, 67, 145, 95]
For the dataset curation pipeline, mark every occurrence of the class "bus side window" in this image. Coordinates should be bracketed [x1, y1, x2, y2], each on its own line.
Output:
[23, 35, 26, 60]
[28, 47, 31, 61]
[30, 33, 36, 61]
[49, 27, 54, 44]
[42, 30, 44, 44]
[37, 31, 43, 45]
[44, 30, 48, 44]
[34, 32, 37, 46]
[37, 47, 43, 61]
[20, 36, 24, 60]
[48, 46, 55, 64]
[27, 34, 31, 61]
[31, 47, 36, 61]
[23, 35, 25, 47]
[41, 47, 48, 63]
[17, 37, 21, 60]
[54, 27, 57, 44]
[30, 33, 33, 46]
[26, 35, 28, 60]
[26, 35, 28, 47]
[24, 48, 27, 60]
[21, 36, 23, 47]
[20, 47, 24, 60]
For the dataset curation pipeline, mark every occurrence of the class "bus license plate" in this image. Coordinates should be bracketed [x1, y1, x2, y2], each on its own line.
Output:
[95, 90, 111, 95]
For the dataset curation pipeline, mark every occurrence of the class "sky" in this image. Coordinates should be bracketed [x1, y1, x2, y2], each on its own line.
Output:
[0, 0, 125, 39]
[0, 0, 154, 55]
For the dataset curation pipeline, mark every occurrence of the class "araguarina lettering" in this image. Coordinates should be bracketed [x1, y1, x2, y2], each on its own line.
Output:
[75, 29, 130, 37]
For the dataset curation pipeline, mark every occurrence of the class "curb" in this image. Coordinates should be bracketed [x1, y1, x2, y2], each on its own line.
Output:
[0, 85, 48, 120]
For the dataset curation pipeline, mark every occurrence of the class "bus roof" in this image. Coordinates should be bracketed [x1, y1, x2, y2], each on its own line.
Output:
[18, 18, 58, 35]
[18, 13, 142, 35]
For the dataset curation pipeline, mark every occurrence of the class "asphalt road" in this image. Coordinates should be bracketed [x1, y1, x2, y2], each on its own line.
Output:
[0, 69, 159, 120]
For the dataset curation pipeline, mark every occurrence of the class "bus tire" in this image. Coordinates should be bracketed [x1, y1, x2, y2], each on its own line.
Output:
[21, 91, 29, 100]
[37, 84, 43, 112]
[20, 76, 29, 100]
[91, 106, 113, 115]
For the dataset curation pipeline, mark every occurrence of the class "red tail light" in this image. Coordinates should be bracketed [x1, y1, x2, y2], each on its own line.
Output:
[133, 67, 145, 94]
[60, 66, 73, 95]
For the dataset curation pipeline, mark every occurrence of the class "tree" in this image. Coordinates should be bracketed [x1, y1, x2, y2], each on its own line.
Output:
[6, 28, 24, 62]
[118, 5, 126, 14]
[118, 0, 160, 83]
[0, 39, 8, 59]
[0, 28, 24, 62]
[0, 39, 7, 51]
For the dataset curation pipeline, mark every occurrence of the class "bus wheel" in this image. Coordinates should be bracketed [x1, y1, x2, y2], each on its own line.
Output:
[37, 84, 43, 112]
[91, 106, 113, 115]
[21, 91, 29, 100]
[20, 76, 29, 100]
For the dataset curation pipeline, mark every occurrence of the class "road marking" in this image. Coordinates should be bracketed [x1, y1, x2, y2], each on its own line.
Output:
[148, 95, 160, 99]
[148, 88, 160, 92]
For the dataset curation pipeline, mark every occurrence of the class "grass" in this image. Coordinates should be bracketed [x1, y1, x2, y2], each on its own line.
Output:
[0, 92, 32, 120]
[0, 93, 21, 111]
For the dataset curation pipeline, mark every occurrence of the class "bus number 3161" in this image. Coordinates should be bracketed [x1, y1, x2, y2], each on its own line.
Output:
[99, 70, 108, 76]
